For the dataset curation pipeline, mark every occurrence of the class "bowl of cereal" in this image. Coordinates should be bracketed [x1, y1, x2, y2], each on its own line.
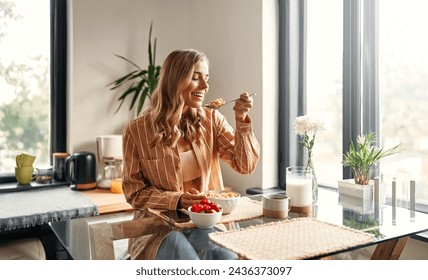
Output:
[206, 190, 241, 214]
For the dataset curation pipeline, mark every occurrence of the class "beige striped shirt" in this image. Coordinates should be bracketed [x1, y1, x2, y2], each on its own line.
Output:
[122, 107, 259, 259]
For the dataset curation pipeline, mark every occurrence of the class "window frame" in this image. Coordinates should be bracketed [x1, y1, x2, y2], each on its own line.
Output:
[50, 0, 67, 155]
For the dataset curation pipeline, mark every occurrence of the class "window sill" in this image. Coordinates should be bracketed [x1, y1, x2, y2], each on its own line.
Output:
[0, 181, 70, 193]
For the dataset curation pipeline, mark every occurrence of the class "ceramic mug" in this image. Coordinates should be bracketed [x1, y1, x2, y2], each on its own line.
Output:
[262, 193, 291, 219]
[15, 166, 38, 185]
[16, 153, 36, 167]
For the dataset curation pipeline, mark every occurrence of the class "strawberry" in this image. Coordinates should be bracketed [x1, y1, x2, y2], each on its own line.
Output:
[191, 204, 202, 213]
[210, 203, 220, 212]
[200, 199, 210, 205]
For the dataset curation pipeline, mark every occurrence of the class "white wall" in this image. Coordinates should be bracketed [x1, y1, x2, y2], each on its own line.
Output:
[67, 0, 278, 193]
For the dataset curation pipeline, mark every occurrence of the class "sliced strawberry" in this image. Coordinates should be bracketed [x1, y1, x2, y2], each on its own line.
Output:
[210, 203, 220, 212]
[200, 199, 210, 205]
[191, 204, 202, 213]
[202, 204, 212, 213]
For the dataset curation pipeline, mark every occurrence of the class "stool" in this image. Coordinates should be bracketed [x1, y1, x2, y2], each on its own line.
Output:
[0, 237, 46, 260]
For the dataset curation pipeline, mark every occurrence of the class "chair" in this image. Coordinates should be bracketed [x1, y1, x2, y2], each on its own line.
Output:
[88, 217, 167, 260]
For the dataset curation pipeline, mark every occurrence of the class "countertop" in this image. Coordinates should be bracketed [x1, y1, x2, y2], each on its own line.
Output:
[0, 183, 132, 232]
[80, 188, 133, 214]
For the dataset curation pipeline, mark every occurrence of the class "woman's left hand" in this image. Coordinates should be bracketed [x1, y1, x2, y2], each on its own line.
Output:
[179, 188, 207, 209]
[233, 92, 253, 122]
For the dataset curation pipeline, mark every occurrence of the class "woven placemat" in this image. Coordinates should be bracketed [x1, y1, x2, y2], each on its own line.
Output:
[149, 197, 263, 228]
[209, 218, 376, 259]
[218, 197, 263, 223]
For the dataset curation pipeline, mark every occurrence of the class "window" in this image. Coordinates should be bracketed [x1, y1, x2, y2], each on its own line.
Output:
[0, 0, 66, 182]
[0, 0, 50, 175]
[379, 0, 428, 205]
[307, 0, 343, 187]
[303, 0, 428, 206]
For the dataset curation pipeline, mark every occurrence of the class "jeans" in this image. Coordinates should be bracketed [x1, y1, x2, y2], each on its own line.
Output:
[155, 228, 238, 260]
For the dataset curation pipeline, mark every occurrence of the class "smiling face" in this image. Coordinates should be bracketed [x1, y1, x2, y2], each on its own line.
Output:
[181, 59, 210, 112]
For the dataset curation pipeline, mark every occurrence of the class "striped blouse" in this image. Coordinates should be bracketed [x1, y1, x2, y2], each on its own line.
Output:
[122, 107, 260, 259]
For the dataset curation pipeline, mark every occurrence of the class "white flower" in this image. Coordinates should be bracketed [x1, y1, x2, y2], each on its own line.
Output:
[294, 115, 325, 136]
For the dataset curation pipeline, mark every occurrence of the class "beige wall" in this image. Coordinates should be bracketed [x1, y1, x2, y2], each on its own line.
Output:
[67, 0, 278, 193]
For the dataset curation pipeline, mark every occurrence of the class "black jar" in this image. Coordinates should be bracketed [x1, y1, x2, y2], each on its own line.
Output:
[53, 152, 69, 181]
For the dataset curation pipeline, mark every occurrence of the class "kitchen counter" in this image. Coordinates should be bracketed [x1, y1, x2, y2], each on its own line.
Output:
[0, 184, 132, 232]
[80, 188, 133, 214]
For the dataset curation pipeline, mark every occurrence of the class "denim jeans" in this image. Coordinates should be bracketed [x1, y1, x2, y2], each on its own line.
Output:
[155, 228, 238, 260]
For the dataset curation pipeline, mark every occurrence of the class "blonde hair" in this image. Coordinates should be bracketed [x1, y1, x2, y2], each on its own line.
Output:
[150, 49, 208, 147]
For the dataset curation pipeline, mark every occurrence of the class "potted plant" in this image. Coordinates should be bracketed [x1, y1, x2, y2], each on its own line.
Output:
[108, 21, 161, 117]
[342, 132, 400, 185]
[339, 132, 400, 199]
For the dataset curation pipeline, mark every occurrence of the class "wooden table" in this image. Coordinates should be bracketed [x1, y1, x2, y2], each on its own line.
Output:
[80, 188, 133, 215]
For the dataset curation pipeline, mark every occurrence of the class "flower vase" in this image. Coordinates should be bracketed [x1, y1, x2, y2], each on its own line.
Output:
[307, 150, 318, 203]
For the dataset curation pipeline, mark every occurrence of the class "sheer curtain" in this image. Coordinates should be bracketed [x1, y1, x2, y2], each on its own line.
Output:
[278, 0, 307, 189]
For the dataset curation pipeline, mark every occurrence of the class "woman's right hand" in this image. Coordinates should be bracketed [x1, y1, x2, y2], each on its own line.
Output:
[179, 188, 207, 209]
[233, 92, 253, 122]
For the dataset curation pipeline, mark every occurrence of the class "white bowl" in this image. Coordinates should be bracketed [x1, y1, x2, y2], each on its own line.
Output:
[207, 191, 241, 214]
[188, 206, 223, 228]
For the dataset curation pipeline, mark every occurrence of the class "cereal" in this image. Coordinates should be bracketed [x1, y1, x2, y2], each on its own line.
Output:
[207, 191, 240, 199]
[208, 98, 225, 109]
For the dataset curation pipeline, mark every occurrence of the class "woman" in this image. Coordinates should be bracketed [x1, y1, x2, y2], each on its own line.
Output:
[122, 49, 260, 259]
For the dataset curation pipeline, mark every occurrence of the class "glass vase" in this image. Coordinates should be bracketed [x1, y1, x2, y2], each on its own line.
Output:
[306, 149, 318, 203]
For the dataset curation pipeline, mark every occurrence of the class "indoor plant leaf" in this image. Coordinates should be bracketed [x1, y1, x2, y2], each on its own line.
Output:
[108, 21, 160, 116]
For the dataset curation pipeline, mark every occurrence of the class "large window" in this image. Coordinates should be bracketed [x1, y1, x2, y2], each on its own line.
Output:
[379, 0, 428, 205]
[304, 0, 428, 206]
[0, 0, 66, 182]
[0, 0, 50, 175]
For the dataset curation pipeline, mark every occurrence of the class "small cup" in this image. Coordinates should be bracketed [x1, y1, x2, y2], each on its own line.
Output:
[263, 193, 291, 219]
[15, 166, 38, 185]
[16, 153, 36, 167]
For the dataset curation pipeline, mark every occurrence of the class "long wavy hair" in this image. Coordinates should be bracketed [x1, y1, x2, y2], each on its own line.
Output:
[150, 49, 208, 147]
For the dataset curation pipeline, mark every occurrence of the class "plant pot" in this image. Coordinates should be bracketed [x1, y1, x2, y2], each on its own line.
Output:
[338, 179, 374, 199]
[338, 179, 374, 214]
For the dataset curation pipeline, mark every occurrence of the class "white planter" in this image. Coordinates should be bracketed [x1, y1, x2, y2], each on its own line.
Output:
[338, 179, 373, 200]
[338, 179, 374, 214]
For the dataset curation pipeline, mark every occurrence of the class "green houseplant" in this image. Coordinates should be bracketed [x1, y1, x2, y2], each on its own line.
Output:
[108, 22, 161, 117]
[342, 132, 400, 185]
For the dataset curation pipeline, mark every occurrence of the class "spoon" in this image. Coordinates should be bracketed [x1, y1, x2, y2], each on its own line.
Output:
[205, 93, 257, 109]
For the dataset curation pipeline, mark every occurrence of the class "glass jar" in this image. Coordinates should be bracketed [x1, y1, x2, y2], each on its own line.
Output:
[36, 166, 53, 184]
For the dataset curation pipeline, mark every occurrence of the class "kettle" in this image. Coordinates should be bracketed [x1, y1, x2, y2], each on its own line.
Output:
[65, 151, 97, 190]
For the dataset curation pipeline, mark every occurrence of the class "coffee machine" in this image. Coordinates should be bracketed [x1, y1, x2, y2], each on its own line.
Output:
[96, 135, 123, 189]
